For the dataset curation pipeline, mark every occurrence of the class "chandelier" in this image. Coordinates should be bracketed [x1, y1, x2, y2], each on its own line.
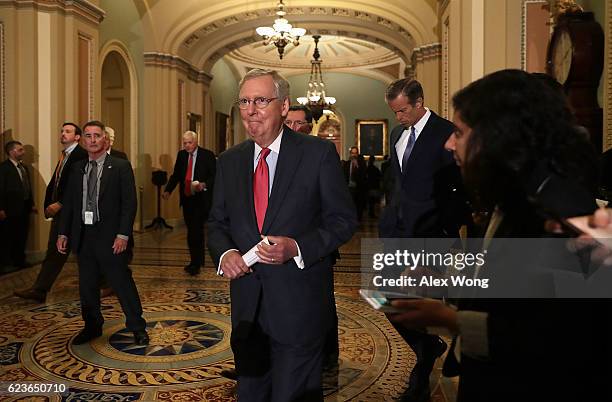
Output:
[296, 35, 337, 123]
[256, 0, 306, 59]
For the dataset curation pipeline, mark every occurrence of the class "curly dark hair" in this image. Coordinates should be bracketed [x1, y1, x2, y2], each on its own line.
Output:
[452, 69, 597, 212]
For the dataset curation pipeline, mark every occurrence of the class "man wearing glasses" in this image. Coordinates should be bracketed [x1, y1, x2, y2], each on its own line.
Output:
[208, 68, 357, 401]
[285, 105, 313, 134]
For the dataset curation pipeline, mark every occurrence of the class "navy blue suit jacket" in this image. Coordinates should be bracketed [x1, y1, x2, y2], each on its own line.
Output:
[207, 128, 357, 346]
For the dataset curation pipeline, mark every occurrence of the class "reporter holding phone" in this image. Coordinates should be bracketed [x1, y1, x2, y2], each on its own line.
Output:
[389, 70, 609, 402]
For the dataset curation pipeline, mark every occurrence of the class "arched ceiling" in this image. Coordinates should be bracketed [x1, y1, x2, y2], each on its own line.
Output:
[136, 1, 440, 81]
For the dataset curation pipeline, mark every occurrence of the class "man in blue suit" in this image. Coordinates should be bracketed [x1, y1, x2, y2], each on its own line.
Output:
[379, 78, 470, 401]
[208, 69, 357, 402]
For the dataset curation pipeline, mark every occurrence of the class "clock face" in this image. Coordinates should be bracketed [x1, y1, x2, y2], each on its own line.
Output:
[551, 30, 573, 84]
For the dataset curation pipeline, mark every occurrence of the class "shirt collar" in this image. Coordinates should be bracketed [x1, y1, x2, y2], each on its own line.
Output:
[254, 127, 283, 158]
[9, 158, 20, 167]
[411, 107, 431, 135]
[89, 153, 107, 165]
[64, 142, 78, 154]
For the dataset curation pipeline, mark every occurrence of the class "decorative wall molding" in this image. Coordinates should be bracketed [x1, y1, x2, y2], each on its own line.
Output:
[0, 0, 105, 25]
[606, 0, 611, 149]
[144, 52, 213, 85]
[442, 17, 450, 119]
[521, 0, 549, 71]
[438, 0, 450, 15]
[411, 43, 442, 65]
[0, 21, 4, 136]
[78, 32, 94, 121]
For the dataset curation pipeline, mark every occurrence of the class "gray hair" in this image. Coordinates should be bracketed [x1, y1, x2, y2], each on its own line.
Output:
[182, 130, 198, 142]
[239, 68, 290, 100]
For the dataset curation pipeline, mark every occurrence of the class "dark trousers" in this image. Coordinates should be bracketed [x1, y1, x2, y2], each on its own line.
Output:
[33, 215, 110, 292]
[234, 293, 325, 402]
[182, 199, 208, 267]
[33, 217, 69, 292]
[391, 321, 442, 399]
[0, 203, 30, 267]
[77, 225, 145, 332]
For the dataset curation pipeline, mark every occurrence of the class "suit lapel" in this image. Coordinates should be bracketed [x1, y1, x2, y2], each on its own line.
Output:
[404, 113, 437, 172]
[241, 141, 259, 232]
[262, 129, 303, 234]
[98, 155, 113, 200]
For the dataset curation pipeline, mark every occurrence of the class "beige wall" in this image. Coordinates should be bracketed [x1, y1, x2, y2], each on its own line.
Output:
[0, 2, 102, 257]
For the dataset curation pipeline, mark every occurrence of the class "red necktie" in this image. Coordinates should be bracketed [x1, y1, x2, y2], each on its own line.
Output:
[184, 152, 194, 196]
[254, 148, 271, 233]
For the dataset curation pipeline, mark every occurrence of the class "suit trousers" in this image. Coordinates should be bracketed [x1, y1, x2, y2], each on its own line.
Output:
[33, 216, 70, 292]
[0, 201, 31, 267]
[33, 214, 110, 292]
[235, 291, 325, 402]
[182, 197, 208, 267]
[77, 225, 146, 332]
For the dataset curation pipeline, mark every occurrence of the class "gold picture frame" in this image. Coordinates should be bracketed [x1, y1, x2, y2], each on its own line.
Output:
[356, 119, 388, 159]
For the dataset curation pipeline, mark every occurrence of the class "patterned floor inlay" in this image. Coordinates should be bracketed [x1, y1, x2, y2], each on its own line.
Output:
[0, 217, 454, 401]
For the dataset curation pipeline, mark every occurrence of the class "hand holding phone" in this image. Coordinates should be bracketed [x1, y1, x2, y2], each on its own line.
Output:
[359, 289, 422, 313]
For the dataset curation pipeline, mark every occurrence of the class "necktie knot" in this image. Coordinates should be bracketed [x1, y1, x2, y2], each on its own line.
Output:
[260, 148, 271, 161]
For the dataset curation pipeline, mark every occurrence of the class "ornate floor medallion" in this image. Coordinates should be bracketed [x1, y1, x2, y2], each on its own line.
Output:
[0, 261, 425, 400]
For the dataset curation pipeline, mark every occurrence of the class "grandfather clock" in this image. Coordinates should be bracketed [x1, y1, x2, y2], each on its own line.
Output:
[546, 11, 604, 152]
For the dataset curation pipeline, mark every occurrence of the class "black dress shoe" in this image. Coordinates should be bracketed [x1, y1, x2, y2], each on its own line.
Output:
[133, 330, 149, 345]
[220, 368, 237, 381]
[14, 288, 46, 303]
[184, 264, 200, 276]
[72, 328, 102, 345]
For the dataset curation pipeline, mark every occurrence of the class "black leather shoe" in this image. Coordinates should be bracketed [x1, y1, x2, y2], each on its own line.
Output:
[72, 328, 102, 345]
[220, 368, 237, 381]
[133, 330, 149, 345]
[14, 288, 46, 303]
[184, 264, 200, 276]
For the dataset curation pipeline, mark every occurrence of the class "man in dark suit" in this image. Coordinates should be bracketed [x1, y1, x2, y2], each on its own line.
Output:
[0, 141, 34, 270]
[343, 146, 367, 220]
[57, 120, 148, 346]
[105, 126, 129, 160]
[379, 79, 469, 401]
[14, 123, 87, 302]
[208, 69, 357, 401]
[163, 131, 216, 275]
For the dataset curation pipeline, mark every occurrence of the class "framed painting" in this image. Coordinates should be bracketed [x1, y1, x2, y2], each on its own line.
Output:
[356, 119, 388, 159]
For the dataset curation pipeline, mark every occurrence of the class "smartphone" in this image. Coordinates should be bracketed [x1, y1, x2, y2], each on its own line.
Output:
[359, 289, 421, 313]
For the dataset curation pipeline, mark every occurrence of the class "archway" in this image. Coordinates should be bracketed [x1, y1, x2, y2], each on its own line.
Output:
[101, 51, 131, 155]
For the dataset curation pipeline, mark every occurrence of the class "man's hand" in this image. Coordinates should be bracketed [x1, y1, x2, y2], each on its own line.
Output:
[57, 236, 68, 254]
[112, 237, 128, 254]
[256, 235, 298, 264]
[0, 210, 6, 221]
[221, 250, 251, 279]
[45, 202, 62, 218]
[195, 182, 205, 192]
[388, 298, 459, 333]
[161, 191, 171, 200]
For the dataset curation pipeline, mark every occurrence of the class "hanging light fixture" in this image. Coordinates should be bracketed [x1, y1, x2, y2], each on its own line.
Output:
[256, 0, 306, 59]
[296, 35, 337, 123]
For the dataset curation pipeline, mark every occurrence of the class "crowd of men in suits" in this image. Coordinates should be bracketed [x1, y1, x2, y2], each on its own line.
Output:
[2, 67, 610, 401]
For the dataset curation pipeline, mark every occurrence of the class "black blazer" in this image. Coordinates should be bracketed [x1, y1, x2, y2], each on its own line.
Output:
[44, 145, 88, 209]
[208, 128, 358, 345]
[0, 159, 33, 216]
[110, 148, 128, 161]
[165, 146, 216, 210]
[58, 155, 137, 253]
[379, 111, 469, 237]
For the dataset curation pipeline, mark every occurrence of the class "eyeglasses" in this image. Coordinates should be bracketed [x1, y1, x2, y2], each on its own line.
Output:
[236, 97, 278, 109]
[285, 120, 309, 126]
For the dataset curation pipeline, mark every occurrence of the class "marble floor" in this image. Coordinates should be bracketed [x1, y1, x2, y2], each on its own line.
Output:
[0, 216, 457, 401]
